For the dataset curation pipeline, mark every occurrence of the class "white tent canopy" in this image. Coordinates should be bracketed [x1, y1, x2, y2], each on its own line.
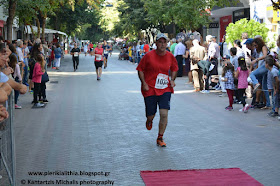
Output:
[25, 25, 67, 36]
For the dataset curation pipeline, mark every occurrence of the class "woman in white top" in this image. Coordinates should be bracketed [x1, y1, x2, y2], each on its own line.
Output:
[233, 40, 245, 58]
[249, 37, 270, 108]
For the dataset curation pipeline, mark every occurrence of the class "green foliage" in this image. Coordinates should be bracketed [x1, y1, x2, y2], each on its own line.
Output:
[113, 0, 151, 37]
[225, 18, 269, 44]
[114, 0, 233, 38]
[267, 34, 277, 50]
[47, 0, 104, 39]
[143, 0, 231, 31]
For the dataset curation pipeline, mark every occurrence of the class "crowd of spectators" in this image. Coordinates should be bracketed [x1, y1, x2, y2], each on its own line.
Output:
[119, 31, 280, 120]
[0, 36, 65, 123]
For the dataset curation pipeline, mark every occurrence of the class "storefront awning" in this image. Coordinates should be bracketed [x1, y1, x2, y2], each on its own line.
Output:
[26, 25, 67, 36]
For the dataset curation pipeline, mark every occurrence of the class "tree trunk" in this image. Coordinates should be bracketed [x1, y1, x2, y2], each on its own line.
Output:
[6, 0, 17, 41]
[172, 23, 176, 36]
[30, 25, 35, 37]
[36, 17, 41, 39]
[41, 16, 46, 42]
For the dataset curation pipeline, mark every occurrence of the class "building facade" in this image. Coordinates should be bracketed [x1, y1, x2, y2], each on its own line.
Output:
[204, 1, 250, 42]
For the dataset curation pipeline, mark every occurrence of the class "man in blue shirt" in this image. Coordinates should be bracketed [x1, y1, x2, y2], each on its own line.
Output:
[174, 38, 186, 77]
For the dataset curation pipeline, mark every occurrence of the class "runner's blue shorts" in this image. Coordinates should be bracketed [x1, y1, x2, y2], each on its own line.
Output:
[144, 92, 171, 117]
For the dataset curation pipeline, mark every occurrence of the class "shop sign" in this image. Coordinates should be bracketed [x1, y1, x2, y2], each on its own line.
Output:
[209, 23, 219, 28]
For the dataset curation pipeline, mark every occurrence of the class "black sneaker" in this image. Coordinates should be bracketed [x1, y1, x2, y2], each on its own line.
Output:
[269, 112, 279, 117]
[43, 99, 49, 103]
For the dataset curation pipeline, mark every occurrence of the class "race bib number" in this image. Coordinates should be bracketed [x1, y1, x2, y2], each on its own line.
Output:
[96, 55, 102, 61]
[104, 50, 108, 54]
[74, 52, 79, 57]
[155, 73, 169, 89]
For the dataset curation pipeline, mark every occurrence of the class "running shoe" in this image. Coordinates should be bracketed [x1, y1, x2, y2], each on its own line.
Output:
[43, 99, 49, 103]
[225, 106, 233, 111]
[157, 138, 166, 147]
[15, 104, 22, 109]
[146, 120, 153, 130]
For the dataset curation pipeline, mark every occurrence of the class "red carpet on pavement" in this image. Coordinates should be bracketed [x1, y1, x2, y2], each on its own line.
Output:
[140, 168, 263, 186]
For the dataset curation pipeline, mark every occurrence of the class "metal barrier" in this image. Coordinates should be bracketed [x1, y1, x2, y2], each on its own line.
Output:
[0, 93, 16, 186]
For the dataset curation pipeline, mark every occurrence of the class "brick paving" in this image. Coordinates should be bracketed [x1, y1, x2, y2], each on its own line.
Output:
[13, 52, 280, 185]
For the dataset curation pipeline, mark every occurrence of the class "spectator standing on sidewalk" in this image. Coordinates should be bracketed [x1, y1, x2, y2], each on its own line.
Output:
[266, 55, 280, 117]
[170, 38, 177, 55]
[190, 39, 207, 92]
[234, 40, 245, 58]
[22, 42, 30, 86]
[32, 54, 45, 108]
[183, 40, 193, 83]
[54, 43, 62, 70]
[207, 35, 220, 76]
[235, 57, 250, 112]
[222, 61, 235, 111]
[174, 38, 186, 77]
[136, 33, 178, 147]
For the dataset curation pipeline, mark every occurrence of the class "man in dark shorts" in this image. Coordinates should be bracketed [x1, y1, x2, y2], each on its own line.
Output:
[70, 43, 81, 72]
[103, 40, 110, 69]
[94, 43, 104, 80]
[136, 33, 178, 147]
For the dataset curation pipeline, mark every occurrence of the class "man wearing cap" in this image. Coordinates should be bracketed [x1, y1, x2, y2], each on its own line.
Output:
[136, 33, 178, 147]
[244, 38, 257, 69]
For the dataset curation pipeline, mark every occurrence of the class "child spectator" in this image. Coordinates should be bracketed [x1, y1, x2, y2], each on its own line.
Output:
[32, 54, 45, 108]
[222, 61, 235, 111]
[230, 47, 238, 71]
[265, 55, 280, 117]
[235, 56, 250, 112]
[9, 54, 22, 109]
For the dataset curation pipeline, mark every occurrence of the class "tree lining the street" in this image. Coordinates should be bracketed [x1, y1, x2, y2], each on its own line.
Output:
[114, 0, 235, 39]
[1, 0, 106, 41]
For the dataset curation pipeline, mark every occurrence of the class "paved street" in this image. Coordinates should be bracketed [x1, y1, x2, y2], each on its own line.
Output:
[14, 52, 280, 185]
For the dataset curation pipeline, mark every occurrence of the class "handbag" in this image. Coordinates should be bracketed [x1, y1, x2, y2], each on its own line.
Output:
[41, 72, 49, 83]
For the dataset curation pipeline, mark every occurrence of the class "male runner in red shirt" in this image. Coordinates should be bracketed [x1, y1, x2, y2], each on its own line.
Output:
[136, 33, 178, 147]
